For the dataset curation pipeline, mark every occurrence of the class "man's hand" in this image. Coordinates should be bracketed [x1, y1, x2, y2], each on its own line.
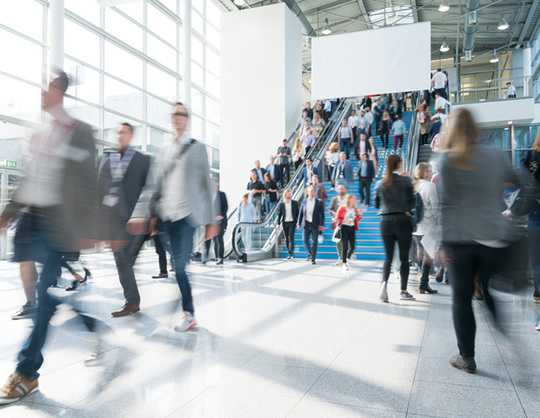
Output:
[205, 223, 219, 240]
[318, 226, 324, 232]
[126, 218, 148, 235]
[297, 226, 301, 231]
[149, 216, 158, 236]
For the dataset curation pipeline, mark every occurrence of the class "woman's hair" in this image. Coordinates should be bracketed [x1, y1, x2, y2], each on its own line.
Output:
[294, 138, 301, 151]
[382, 111, 389, 120]
[531, 129, 540, 152]
[441, 108, 479, 170]
[415, 103, 425, 112]
[383, 154, 402, 189]
[345, 193, 356, 208]
[413, 163, 430, 192]
[329, 142, 339, 153]
[264, 172, 273, 185]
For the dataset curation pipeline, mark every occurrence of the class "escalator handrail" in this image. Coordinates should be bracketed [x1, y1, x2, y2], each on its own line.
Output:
[231, 100, 353, 259]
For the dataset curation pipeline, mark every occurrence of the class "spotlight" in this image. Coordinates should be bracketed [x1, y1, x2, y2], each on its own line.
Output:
[489, 49, 499, 63]
[498, 15, 509, 31]
[438, 0, 450, 12]
[322, 18, 332, 35]
[440, 38, 450, 52]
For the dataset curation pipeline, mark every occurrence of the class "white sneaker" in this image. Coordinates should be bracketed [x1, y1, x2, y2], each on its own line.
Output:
[335, 259, 343, 267]
[174, 312, 198, 332]
[400, 291, 416, 301]
[535, 320, 540, 331]
[342, 263, 349, 271]
[379, 281, 389, 302]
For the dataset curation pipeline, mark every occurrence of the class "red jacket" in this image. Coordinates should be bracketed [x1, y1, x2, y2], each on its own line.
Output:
[336, 206, 362, 231]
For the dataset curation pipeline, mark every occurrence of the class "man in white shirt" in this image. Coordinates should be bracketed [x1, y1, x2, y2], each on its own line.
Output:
[506, 81, 516, 99]
[432, 68, 448, 99]
[348, 110, 360, 149]
[434, 93, 451, 114]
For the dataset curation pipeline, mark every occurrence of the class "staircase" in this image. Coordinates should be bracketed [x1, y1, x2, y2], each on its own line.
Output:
[279, 111, 415, 260]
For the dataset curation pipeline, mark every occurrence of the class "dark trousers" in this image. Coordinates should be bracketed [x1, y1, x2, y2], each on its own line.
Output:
[341, 224, 355, 262]
[294, 159, 303, 170]
[413, 235, 432, 287]
[447, 244, 500, 358]
[380, 214, 412, 290]
[529, 211, 540, 296]
[303, 222, 319, 260]
[420, 133, 429, 145]
[205, 224, 225, 260]
[162, 218, 195, 315]
[381, 128, 389, 149]
[283, 221, 296, 255]
[394, 135, 404, 151]
[154, 234, 168, 274]
[358, 177, 372, 206]
[280, 163, 290, 186]
[114, 232, 146, 304]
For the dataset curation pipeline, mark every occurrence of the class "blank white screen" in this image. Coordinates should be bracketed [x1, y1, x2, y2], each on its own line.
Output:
[311, 22, 431, 99]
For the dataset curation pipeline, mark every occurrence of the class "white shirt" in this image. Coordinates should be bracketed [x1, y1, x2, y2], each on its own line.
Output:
[508, 84, 516, 95]
[432, 71, 447, 89]
[348, 115, 359, 128]
[364, 111, 373, 125]
[435, 96, 451, 111]
[306, 197, 315, 223]
[284, 201, 293, 222]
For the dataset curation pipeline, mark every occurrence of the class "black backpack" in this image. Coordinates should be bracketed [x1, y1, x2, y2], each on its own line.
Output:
[412, 193, 424, 224]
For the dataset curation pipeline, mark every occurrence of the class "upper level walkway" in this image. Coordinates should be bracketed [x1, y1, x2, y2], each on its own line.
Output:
[0, 251, 539, 417]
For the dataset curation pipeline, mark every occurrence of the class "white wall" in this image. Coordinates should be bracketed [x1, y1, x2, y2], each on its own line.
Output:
[452, 98, 535, 126]
[220, 3, 302, 206]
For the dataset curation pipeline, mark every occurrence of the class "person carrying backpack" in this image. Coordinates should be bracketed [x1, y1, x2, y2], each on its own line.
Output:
[412, 163, 440, 294]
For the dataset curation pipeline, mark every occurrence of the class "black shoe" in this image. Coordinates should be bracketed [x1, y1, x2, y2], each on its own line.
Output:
[419, 285, 438, 294]
[286, 255, 292, 260]
[435, 273, 444, 283]
[152, 272, 169, 279]
[66, 280, 80, 292]
[216, 260, 224, 265]
[311, 259, 316, 265]
[450, 354, 476, 374]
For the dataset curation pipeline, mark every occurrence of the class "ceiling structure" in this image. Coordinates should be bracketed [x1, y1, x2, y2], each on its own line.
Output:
[229, 0, 540, 73]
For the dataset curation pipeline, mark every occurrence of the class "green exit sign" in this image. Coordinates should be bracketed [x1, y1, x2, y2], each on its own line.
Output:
[5, 160, 17, 168]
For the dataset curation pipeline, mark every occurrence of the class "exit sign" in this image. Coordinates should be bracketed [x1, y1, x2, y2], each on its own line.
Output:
[4, 160, 17, 168]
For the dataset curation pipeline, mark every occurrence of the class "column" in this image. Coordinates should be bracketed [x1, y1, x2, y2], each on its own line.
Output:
[523, 46, 532, 97]
[181, 0, 191, 109]
[49, 0, 64, 73]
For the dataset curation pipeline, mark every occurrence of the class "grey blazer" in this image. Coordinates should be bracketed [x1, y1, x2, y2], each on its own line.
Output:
[439, 144, 520, 245]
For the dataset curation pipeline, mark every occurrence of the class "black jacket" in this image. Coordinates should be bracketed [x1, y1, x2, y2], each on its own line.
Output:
[354, 140, 372, 159]
[277, 199, 299, 225]
[215, 190, 229, 230]
[357, 160, 375, 181]
[374, 174, 414, 215]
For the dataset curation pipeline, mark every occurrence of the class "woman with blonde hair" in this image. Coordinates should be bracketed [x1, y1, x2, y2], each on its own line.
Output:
[380, 111, 392, 150]
[412, 163, 439, 294]
[374, 154, 415, 302]
[292, 138, 305, 171]
[439, 108, 521, 374]
[416, 103, 432, 145]
[335, 194, 363, 271]
[325, 142, 340, 188]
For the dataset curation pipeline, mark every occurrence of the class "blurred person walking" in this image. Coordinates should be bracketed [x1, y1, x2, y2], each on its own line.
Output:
[380, 111, 392, 151]
[440, 108, 521, 373]
[0, 71, 100, 405]
[277, 189, 299, 260]
[325, 142, 340, 188]
[375, 154, 415, 302]
[390, 115, 406, 153]
[266, 155, 281, 188]
[203, 181, 228, 265]
[329, 184, 348, 266]
[335, 194, 362, 271]
[297, 186, 325, 265]
[412, 163, 439, 294]
[98, 123, 152, 317]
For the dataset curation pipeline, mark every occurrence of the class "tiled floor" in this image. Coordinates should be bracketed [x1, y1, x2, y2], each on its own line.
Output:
[0, 250, 539, 417]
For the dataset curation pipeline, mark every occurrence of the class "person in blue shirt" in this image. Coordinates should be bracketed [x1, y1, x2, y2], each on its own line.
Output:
[238, 193, 256, 250]
[332, 152, 354, 188]
[390, 114, 406, 152]
[428, 115, 442, 144]
[294, 157, 319, 190]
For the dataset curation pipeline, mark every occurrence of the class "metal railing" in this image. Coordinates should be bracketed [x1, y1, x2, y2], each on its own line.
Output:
[452, 76, 532, 104]
[405, 94, 424, 174]
[231, 100, 353, 262]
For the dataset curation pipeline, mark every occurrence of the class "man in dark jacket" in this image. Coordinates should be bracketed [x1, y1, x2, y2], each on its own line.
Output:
[297, 186, 325, 264]
[277, 139, 291, 187]
[358, 153, 376, 207]
[204, 180, 228, 265]
[277, 189, 299, 260]
[428, 115, 442, 144]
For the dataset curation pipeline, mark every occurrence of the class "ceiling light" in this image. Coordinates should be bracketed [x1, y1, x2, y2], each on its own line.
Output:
[440, 38, 450, 52]
[322, 18, 332, 35]
[438, 0, 450, 13]
[490, 50, 499, 63]
[508, 121, 513, 125]
[308, 78, 312, 84]
[233, 0, 246, 5]
[498, 15, 509, 31]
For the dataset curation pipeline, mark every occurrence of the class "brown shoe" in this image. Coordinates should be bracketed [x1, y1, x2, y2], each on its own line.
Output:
[111, 302, 140, 317]
[152, 272, 168, 279]
[0, 373, 39, 405]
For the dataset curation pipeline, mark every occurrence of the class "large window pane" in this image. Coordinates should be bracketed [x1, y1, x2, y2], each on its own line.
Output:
[192, 9, 204, 35]
[206, 48, 220, 75]
[104, 76, 144, 120]
[193, 0, 204, 13]
[65, 0, 101, 26]
[206, 71, 220, 97]
[0, 74, 42, 124]
[207, 0, 221, 29]
[66, 60, 100, 104]
[104, 41, 143, 86]
[0, 29, 43, 84]
[191, 88, 203, 115]
[514, 126, 531, 149]
[65, 20, 101, 68]
[147, 95, 172, 128]
[147, 126, 171, 154]
[159, 0, 178, 14]
[205, 96, 219, 123]
[0, 0, 43, 41]
[191, 115, 203, 140]
[147, 35, 177, 72]
[114, 2, 143, 23]
[206, 121, 220, 147]
[64, 99, 100, 127]
[209, 147, 219, 170]
[192, 62, 204, 87]
[192, 36, 204, 65]
[147, 64, 177, 101]
[206, 24, 220, 48]
[105, 8, 143, 50]
[148, 3, 178, 45]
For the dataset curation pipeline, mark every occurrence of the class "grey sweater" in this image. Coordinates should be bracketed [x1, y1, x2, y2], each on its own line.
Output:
[439, 144, 520, 245]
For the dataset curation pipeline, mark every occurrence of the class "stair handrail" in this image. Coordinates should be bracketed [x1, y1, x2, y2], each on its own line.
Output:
[231, 100, 354, 261]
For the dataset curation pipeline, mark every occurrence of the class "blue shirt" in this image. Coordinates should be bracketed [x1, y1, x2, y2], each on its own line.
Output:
[360, 161, 368, 177]
[391, 120, 406, 136]
[238, 202, 256, 222]
[339, 126, 353, 139]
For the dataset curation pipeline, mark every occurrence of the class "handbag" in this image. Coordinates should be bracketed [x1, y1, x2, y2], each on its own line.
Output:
[332, 226, 342, 243]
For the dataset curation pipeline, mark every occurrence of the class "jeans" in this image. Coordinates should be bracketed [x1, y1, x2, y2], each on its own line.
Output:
[413, 235, 432, 288]
[280, 163, 290, 186]
[358, 177, 372, 206]
[394, 135, 404, 151]
[447, 244, 501, 358]
[283, 221, 296, 255]
[303, 222, 319, 260]
[162, 218, 195, 315]
[528, 210, 540, 296]
[341, 224, 355, 262]
[380, 214, 412, 290]
[114, 232, 145, 304]
[340, 138, 352, 159]
[265, 196, 276, 215]
[252, 195, 263, 222]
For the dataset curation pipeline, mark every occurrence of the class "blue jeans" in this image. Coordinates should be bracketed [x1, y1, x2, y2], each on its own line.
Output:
[16, 213, 63, 380]
[340, 139, 351, 159]
[265, 196, 276, 215]
[528, 210, 540, 296]
[161, 218, 195, 315]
